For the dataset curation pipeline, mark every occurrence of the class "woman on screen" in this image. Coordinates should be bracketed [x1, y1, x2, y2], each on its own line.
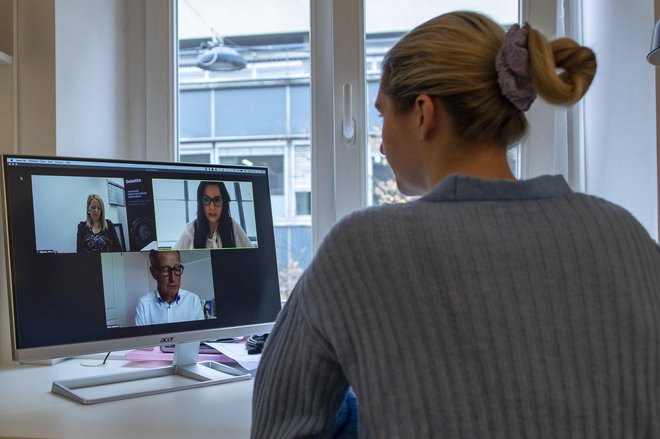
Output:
[76, 194, 122, 253]
[175, 181, 252, 249]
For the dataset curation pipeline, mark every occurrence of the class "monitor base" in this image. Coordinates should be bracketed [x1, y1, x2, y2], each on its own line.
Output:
[51, 342, 250, 404]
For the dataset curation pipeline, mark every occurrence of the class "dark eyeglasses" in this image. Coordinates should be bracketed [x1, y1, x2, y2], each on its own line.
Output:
[155, 265, 184, 277]
[202, 195, 223, 207]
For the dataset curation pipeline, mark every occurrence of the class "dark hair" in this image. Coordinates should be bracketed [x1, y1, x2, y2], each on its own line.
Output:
[193, 181, 236, 248]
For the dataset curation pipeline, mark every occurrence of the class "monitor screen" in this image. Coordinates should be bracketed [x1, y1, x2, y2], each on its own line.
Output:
[2, 155, 281, 362]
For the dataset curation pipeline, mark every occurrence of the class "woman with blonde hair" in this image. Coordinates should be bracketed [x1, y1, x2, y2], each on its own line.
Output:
[76, 194, 121, 253]
[252, 11, 659, 438]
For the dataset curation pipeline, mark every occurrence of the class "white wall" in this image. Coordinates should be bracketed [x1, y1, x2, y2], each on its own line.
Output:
[582, 0, 658, 239]
[55, 0, 129, 159]
[54, 0, 174, 162]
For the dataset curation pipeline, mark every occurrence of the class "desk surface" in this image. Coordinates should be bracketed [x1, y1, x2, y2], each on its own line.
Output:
[0, 358, 254, 439]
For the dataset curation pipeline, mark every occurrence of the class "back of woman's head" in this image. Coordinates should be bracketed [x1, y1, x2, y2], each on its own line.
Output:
[380, 11, 596, 147]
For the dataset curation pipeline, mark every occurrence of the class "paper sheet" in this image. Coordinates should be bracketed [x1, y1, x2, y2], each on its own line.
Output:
[206, 342, 261, 370]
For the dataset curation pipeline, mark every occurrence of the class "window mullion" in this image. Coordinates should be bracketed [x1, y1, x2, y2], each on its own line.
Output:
[310, 0, 367, 251]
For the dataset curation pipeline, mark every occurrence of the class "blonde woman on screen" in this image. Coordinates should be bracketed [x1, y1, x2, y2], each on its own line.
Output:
[76, 194, 121, 253]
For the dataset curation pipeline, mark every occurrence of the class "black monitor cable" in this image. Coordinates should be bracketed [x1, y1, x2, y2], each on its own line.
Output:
[80, 351, 112, 367]
[246, 333, 269, 354]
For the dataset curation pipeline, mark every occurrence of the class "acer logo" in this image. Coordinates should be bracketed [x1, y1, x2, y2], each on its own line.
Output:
[160, 337, 175, 343]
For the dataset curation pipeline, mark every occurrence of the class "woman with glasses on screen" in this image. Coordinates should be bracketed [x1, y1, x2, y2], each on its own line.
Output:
[252, 11, 660, 439]
[76, 194, 122, 253]
[174, 181, 252, 249]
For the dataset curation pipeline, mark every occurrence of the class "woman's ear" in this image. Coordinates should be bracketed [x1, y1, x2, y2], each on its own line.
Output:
[414, 94, 438, 140]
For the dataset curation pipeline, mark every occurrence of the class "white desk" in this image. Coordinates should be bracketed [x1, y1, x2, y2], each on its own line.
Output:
[0, 358, 254, 439]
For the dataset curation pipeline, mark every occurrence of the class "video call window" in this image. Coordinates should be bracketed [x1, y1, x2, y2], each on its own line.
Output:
[30, 175, 259, 255]
[32, 175, 129, 254]
[102, 250, 215, 329]
[152, 179, 257, 250]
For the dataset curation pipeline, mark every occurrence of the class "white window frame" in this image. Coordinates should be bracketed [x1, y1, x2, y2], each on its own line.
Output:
[310, 0, 368, 249]
[519, 0, 586, 191]
[144, 0, 178, 163]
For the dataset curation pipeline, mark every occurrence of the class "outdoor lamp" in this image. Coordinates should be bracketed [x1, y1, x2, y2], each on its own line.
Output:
[647, 20, 660, 65]
[196, 41, 246, 71]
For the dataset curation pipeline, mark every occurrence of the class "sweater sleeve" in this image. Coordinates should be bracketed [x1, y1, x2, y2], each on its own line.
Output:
[251, 276, 349, 438]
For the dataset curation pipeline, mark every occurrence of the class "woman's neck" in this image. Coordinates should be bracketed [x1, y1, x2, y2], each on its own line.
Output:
[425, 142, 515, 189]
[207, 221, 219, 238]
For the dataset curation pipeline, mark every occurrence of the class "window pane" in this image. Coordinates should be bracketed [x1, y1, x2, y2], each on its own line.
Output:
[220, 155, 284, 196]
[366, 80, 380, 135]
[291, 85, 311, 135]
[215, 87, 287, 136]
[179, 90, 211, 138]
[180, 152, 211, 164]
[295, 191, 311, 215]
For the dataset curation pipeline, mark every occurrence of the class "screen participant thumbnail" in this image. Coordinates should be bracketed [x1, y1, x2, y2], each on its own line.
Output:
[152, 179, 257, 250]
[32, 175, 128, 254]
[102, 249, 216, 328]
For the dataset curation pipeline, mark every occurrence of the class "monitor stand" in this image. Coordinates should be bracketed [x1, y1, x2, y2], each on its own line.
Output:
[51, 342, 251, 404]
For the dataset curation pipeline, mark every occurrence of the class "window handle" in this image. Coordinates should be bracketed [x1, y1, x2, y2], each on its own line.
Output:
[342, 83, 356, 144]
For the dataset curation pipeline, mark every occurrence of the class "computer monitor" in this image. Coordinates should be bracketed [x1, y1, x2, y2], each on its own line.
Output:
[2, 155, 282, 403]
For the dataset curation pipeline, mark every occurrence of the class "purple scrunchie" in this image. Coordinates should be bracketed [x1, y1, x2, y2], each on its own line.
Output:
[495, 24, 537, 111]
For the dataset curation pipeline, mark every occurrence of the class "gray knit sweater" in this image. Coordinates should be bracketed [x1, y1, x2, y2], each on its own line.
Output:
[252, 174, 660, 438]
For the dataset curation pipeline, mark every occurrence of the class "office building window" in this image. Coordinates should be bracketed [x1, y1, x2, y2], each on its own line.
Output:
[215, 87, 287, 137]
[295, 192, 311, 216]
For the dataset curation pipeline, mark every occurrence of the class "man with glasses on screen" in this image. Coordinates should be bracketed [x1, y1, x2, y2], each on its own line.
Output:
[134, 250, 205, 326]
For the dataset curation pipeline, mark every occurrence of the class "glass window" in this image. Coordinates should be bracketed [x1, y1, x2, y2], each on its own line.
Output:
[180, 152, 211, 164]
[290, 85, 311, 135]
[276, 225, 312, 297]
[366, 80, 380, 135]
[220, 155, 284, 196]
[295, 191, 311, 215]
[179, 90, 211, 138]
[215, 87, 287, 136]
